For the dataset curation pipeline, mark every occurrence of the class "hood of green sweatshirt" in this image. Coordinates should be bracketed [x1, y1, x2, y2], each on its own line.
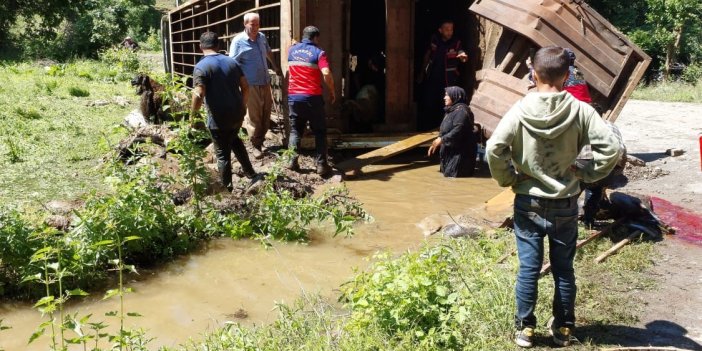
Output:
[516, 91, 580, 139]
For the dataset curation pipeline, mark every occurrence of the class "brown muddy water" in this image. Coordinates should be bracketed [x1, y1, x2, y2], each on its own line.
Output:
[0, 155, 502, 350]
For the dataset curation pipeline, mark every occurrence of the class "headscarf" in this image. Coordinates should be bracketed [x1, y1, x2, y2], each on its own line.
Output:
[444, 86, 467, 113]
[445, 86, 466, 105]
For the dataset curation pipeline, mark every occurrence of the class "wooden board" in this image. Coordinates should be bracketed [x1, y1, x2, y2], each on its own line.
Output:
[335, 131, 438, 172]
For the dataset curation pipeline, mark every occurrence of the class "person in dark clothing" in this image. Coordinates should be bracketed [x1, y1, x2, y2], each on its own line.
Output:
[191, 31, 257, 192]
[418, 20, 468, 131]
[427, 86, 477, 177]
[286, 26, 336, 176]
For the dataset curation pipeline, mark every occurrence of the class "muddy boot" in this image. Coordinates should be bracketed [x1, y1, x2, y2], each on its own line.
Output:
[287, 156, 300, 172]
[232, 138, 256, 178]
[252, 144, 264, 159]
[316, 162, 332, 176]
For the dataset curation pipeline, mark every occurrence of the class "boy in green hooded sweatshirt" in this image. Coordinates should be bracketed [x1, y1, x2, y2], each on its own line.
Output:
[486, 46, 621, 348]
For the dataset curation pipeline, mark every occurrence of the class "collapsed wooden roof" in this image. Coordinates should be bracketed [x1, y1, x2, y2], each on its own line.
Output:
[469, 0, 651, 137]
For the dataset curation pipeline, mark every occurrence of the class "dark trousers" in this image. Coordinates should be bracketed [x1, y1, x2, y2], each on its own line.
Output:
[209, 128, 255, 191]
[288, 99, 327, 165]
[513, 194, 578, 330]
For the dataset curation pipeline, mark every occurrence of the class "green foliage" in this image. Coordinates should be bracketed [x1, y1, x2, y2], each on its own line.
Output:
[0, 59, 131, 207]
[681, 62, 702, 84]
[241, 155, 370, 242]
[341, 247, 465, 348]
[633, 79, 702, 102]
[170, 123, 210, 214]
[0, 208, 36, 295]
[68, 86, 90, 97]
[3, 137, 24, 163]
[3, 0, 162, 59]
[140, 28, 163, 52]
[73, 164, 187, 266]
[589, 0, 702, 81]
[99, 47, 142, 80]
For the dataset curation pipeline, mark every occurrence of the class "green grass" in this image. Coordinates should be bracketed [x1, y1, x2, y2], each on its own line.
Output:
[173, 228, 657, 351]
[0, 60, 133, 208]
[632, 80, 702, 103]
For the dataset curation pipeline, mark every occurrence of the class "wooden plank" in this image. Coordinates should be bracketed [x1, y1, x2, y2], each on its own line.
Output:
[335, 131, 438, 172]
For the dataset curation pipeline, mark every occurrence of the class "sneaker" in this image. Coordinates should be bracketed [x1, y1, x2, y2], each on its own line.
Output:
[514, 327, 535, 348]
[252, 146, 264, 159]
[548, 317, 573, 347]
[316, 163, 332, 176]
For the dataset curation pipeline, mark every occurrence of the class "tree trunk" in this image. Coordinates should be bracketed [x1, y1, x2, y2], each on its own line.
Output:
[664, 26, 684, 81]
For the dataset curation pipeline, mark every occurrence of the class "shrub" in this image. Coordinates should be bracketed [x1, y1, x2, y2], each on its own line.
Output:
[681, 62, 702, 84]
[341, 246, 466, 348]
[72, 164, 188, 267]
[68, 86, 90, 97]
[0, 208, 37, 296]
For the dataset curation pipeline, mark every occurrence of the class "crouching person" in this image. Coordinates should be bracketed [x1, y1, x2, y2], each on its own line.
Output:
[580, 121, 628, 227]
[486, 46, 621, 348]
[191, 31, 257, 191]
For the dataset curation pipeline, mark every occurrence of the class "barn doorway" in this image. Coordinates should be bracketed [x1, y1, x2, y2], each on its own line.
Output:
[413, 0, 475, 130]
[346, 0, 386, 133]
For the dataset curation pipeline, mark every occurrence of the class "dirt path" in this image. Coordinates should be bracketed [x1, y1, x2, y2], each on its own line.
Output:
[610, 100, 702, 349]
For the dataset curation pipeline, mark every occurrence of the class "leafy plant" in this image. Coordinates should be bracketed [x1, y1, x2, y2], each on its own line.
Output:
[99, 47, 142, 79]
[68, 86, 90, 97]
[681, 62, 702, 84]
[242, 155, 370, 242]
[169, 122, 210, 214]
[340, 246, 466, 348]
[14, 106, 43, 120]
[3, 137, 23, 163]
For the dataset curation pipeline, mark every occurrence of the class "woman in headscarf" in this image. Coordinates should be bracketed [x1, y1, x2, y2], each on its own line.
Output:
[427, 86, 477, 177]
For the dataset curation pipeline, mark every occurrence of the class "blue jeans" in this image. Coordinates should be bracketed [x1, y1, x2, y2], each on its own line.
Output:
[513, 194, 578, 330]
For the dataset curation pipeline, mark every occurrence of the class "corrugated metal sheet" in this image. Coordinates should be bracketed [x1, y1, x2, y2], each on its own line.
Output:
[469, 0, 651, 122]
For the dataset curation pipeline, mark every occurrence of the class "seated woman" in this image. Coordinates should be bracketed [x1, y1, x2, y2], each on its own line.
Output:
[427, 86, 477, 177]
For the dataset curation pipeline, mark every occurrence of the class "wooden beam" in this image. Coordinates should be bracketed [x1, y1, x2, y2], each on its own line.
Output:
[335, 131, 438, 172]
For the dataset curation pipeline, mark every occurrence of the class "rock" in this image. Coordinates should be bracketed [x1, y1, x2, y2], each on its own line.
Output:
[418, 217, 443, 236]
[442, 223, 481, 238]
[665, 148, 684, 157]
[88, 99, 110, 107]
[626, 154, 646, 167]
[45, 215, 71, 230]
[45, 200, 82, 215]
[113, 96, 130, 107]
[124, 109, 148, 129]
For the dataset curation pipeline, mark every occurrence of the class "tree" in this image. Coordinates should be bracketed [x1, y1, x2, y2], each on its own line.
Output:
[641, 0, 702, 79]
[1, 0, 160, 59]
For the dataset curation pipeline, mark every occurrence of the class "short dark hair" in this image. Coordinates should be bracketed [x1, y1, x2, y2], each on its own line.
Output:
[439, 19, 454, 27]
[200, 31, 219, 49]
[533, 46, 569, 84]
[302, 26, 320, 40]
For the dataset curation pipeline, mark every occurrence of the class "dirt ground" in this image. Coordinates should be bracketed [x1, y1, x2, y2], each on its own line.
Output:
[607, 100, 702, 350]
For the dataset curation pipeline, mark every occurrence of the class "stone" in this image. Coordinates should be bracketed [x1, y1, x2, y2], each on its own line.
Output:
[442, 223, 481, 238]
[665, 148, 684, 157]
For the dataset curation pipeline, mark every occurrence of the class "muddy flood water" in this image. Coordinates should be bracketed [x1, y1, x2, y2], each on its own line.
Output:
[0, 155, 502, 350]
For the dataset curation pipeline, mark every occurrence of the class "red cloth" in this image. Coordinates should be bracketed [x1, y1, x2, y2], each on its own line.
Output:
[564, 84, 592, 103]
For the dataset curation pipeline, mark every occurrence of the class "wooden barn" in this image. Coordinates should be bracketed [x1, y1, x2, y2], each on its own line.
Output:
[164, 0, 650, 156]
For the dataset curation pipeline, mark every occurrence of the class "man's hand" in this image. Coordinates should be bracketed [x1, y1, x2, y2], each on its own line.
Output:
[427, 137, 442, 156]
[329, 92, 336, 105]
[457, 52, 468, 63]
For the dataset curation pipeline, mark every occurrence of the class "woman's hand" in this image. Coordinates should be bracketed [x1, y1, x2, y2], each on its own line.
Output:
[427, 137, 442, 156]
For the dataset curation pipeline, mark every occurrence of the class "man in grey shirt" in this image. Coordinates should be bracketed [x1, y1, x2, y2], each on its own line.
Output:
[229, 12, 281, 159]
